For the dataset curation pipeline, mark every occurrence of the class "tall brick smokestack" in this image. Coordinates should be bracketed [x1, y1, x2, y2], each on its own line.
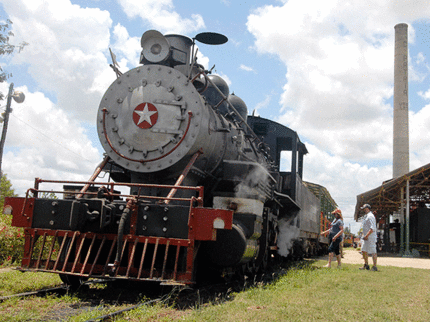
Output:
[393, 23, 409, 178]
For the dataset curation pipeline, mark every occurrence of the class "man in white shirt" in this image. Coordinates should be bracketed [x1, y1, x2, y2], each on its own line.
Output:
[360, 204, 378, 271]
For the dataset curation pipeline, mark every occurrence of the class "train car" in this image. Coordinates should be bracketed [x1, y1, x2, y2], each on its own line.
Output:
[302, 182, 338, 256]
[4, 30, 336, 287]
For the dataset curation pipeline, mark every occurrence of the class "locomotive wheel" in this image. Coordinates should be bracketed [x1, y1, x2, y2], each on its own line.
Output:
[255, 218, 277, 274]
[292, 240, 304, 260]
[259, 239, 270, 273]
[59, 274, 88, 289]
[255, 235, 269, 274]
[57, 236, 88, 289]
[232, 265, 248, 288]
[257, 239, 276, 274]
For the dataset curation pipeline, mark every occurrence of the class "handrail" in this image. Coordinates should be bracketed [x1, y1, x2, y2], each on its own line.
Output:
[21, 178, 205, 217]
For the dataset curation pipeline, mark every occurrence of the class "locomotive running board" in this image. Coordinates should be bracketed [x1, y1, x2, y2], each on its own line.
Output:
[17, 229, 195, 285]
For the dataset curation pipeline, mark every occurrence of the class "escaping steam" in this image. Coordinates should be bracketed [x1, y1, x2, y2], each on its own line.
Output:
[277, 217, 300, 257]
[234, 165, 269, 198]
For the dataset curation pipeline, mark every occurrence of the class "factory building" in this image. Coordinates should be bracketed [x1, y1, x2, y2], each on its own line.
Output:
[355, 24, 429, 258]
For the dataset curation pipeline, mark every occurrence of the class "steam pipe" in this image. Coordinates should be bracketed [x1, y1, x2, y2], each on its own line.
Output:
[111, 198, 136, 274]
[164, 149, 203, 204]
[76, 155, 110, 199]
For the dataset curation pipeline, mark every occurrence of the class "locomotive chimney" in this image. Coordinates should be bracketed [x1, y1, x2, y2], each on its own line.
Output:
[393, 23, 409, 178]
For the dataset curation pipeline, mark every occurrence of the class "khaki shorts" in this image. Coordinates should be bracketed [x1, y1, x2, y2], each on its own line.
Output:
[362, 239, 377, 254]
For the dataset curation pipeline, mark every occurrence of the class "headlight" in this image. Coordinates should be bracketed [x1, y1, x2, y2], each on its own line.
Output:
[140, 30, 170, 64]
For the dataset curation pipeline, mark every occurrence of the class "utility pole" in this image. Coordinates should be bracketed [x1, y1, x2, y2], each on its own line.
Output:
[0, 83, 25, 180]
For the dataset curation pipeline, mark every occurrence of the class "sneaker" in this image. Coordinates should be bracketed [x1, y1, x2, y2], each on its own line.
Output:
[359, 264, 370, 270]
[371, 266, 378, 271]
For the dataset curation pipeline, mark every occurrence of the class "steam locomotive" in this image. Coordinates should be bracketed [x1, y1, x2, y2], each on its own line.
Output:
[4, 30, 335, 287]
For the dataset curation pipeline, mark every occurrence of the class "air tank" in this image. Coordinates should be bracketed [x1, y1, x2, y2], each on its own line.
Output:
[201, 75, 229, 112]
[228, 93, 248, 123]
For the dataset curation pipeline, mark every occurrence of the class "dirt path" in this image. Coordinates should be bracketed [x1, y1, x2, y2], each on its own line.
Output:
[0, 267, 13, 273]
[2, 249, 429, 274]
[321, 249, 430, 270]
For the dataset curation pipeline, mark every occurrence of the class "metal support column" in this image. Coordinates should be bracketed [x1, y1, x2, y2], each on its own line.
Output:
[403, 178, 412, 257]
[399, 187, 405, 255]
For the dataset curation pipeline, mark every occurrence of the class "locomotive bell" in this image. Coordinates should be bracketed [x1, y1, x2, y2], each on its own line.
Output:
[164, 34, 192, 67]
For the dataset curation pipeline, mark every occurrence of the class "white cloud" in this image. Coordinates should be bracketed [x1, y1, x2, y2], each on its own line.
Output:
[253, 94, 272, 116]
[1, 83, 101, 195]
[418, 89, 430, 100]
[118, 0, 205, 35]
[111, 24, 141, 70]
[196, 49, 210, 70]
[247, 0, 430, 164]
[0, 0, 120, 195]
[245, 1, 430, 232]
[416, 52, 425, 65]
[239, 64, 255, 73]
[410, 104, 430, 169]
[4, 0, 113, 122]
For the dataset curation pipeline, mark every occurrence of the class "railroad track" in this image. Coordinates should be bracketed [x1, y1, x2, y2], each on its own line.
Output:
[0, 278, 174, 321]
[0, 285, 68, 302]
[82, 272, 275, 321]
[0, 278, 108, 303]
[84, 296, 166, 322]
[0, 263, 293, 320]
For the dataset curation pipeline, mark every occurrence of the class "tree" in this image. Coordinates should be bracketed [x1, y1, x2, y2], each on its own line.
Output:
[0, 18, 28, 100]
[0, 172, 15, 213]
[39, 191, 58, 199]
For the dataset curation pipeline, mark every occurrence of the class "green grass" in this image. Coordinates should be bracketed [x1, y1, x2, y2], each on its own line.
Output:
[205, 262, 428, 321]
[0, 271, 133, 321]
[0, 270, 62, 296]
[1, 260, 429, 321]
[123, 260, 430, 322]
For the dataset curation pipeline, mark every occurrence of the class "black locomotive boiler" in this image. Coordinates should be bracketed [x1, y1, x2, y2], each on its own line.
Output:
[5, 30, 333, 286]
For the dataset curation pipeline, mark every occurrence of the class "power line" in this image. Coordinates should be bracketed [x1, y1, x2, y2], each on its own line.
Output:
[9, 113, 94, 163]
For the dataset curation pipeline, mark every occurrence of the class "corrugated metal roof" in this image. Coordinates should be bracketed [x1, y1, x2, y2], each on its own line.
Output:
[304, 181, 338, 214]
[354, 162, 430, 221]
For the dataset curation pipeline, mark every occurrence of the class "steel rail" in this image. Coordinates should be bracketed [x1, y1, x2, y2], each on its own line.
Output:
[85, 296, 166, 322]
[0, 286, 68, 302]
[0, 278, 112, 303]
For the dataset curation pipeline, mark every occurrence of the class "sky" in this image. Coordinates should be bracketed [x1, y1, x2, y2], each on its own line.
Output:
[1, 0, 430, 234]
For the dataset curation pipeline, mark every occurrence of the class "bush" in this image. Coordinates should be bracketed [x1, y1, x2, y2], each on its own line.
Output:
[0, 213, 24, 266]
[0, 173, 24, 266]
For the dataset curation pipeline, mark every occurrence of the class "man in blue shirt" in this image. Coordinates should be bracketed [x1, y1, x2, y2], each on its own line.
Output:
[360, 204, 378, 271]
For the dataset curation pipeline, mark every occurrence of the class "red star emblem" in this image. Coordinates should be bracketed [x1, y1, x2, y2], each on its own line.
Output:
[133, 103, 158, 129]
